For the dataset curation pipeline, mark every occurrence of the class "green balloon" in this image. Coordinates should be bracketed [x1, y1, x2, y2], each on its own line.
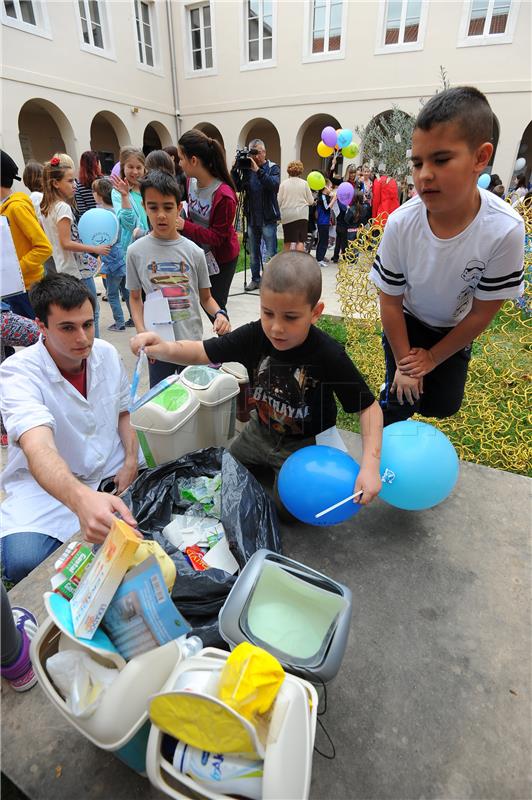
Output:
[342, 143, 358, 159]
[307, 171, 326, 191]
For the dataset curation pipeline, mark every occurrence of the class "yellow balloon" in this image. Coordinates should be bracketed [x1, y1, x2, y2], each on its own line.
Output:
[317, 141, 334, 157]
[307, 171, 326, 191]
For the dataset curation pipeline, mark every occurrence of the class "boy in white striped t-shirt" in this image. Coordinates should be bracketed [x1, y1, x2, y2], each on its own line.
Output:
[370, 86, 524, 426]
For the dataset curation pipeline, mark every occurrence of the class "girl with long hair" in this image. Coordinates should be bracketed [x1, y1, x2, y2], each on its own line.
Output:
[75, 150, 102, 217]
[110, 146, 148, 253]
[176, 129, 239, 310]
[41, 156, 110, 336]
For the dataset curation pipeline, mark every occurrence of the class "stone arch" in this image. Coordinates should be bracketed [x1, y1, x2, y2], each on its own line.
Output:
[192, 122, 225, 151]
[18, 98, 77, 164]
[360, 108, 415, 178]
[238, 118, 281, 166]
[296, 113, 342, 176]
[143, 120, 173, 154]
[90, 110, 130, 174]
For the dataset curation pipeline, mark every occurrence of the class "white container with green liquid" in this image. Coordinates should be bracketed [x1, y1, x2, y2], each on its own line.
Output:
[130, 376, 201, 467]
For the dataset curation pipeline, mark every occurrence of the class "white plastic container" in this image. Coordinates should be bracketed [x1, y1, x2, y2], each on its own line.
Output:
[146, 647, 318, 800]
[130, 376, 201, 467]
[173, 743, 263, 800]
[179, 366, 239, 448]
[31, 617, 185, 774]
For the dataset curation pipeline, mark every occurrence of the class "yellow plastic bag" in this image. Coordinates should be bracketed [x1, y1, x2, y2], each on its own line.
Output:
[218, 642, 285, 722]
[129, 540, 176, 592]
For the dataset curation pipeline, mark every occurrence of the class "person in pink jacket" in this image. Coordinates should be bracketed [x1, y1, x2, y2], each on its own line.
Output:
[372, 173, 400, 224]
[176, 129, 239, 312]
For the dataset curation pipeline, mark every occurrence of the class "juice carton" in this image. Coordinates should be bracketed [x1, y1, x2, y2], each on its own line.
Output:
[70, 518, 141, 639]
[50, 541, 94, 600]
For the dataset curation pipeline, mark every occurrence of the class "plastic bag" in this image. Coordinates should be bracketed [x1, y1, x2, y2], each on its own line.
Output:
[218, 643, 285, 723]
[46, 650, 119, 718]
[179, 474, 221, 517]
[121, 448, 281, 647]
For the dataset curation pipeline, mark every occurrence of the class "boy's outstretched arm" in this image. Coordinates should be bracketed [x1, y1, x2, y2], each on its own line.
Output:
[379, 291, 423, 405]
[130, 331, 210, 366]
[399, 298, 504, 379]
[355, 400, 383, 505]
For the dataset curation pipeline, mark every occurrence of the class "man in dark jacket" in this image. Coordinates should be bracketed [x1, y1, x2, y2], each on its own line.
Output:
[232, 139, 280, 291]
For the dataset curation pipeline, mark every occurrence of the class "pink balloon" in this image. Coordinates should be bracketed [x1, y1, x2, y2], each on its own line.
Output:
[111, 162, 121, 178]
[337, 181, 355, 205]
[322, 126, 337, 149]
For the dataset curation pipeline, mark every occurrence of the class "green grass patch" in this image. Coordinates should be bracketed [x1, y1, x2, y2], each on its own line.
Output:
[235, 237, 284, 273]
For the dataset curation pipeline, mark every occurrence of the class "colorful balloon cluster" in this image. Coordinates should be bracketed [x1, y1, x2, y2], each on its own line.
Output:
[318, 126, 359, 160]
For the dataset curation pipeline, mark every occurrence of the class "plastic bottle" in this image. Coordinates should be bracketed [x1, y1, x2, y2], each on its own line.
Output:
[173, 741, 263, 800]
[177, 635, 203, 660]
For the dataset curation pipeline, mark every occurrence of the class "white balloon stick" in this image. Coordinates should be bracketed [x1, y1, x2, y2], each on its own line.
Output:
[315, 490, 364, 519]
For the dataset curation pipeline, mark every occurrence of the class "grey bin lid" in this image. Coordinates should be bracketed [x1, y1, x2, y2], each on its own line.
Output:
[180, 366, 240, 407]
[218, 549, 352, 684]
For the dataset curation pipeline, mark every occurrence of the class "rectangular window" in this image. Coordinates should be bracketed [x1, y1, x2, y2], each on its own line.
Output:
[2, 0, 50, 36]
[384, 0, 421, 45]
[467, 0, 510, 36]
[78, 0, 104, 49]
[246, 0, 273, 63]
[188, 2, 213, 71]
[135, 0, 154, 67]
[311, 0, 343, 54]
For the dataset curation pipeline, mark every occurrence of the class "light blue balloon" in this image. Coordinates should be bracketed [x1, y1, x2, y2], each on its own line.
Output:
[78, 207, 119, 246]
[379, 420, 459, 511]
[337, 129, 353, 149]
[278, 445, 361, 526]
[477, 173, 490, 189]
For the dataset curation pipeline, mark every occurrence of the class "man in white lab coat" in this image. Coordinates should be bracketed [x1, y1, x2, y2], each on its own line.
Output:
[0, 274, 140, 583]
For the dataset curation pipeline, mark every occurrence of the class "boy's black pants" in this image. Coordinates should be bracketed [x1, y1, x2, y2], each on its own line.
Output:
[380, 312, 472, 426]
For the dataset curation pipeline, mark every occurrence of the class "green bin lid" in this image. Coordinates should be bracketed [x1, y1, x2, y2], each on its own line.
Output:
[151, 382, 190, 412]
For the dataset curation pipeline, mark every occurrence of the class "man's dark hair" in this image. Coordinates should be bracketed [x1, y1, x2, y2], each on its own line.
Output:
[139, 169, 182, 204]
[29, 274, 95, 325]
[415, 86, 494, 150]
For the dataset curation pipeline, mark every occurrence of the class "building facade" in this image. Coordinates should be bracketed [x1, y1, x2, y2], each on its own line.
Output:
[1, 0, 530, 188]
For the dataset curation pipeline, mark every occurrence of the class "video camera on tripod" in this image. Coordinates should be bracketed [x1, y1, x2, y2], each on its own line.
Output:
[234, 147, 259, 171]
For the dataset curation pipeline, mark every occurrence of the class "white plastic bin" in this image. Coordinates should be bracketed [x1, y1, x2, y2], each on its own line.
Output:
[179, 366, 239, 448]
[146, 647, 318, 800]
[30, 617, 184, 774]
[130, 376, 200, 467]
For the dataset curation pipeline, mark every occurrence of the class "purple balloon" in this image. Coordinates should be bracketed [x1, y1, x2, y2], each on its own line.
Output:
[111, 161, 121, 178]
[337, 181, 355, 206]
[322, 126, 337, 148]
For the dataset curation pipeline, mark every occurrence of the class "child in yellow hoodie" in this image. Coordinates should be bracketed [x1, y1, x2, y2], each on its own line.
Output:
[1, 150, 52, 319]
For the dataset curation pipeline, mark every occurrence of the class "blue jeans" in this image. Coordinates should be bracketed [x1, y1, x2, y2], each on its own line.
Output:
[82, 276, 100, 337]
[247, 222, 278, 282]
[316, 224, 330, 263]
[106, 274, 130, 327]
[1, 532, 62, 585]
[3, 292, 35, 320]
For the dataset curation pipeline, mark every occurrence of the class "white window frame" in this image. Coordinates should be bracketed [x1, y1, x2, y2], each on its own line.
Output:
[303, 0, 348, 63]
[1, 0, 51, 38]
[375, 0, 429, 55]
[240, 0, 277, 72]
[132, 0, 162, 73]
[457, 0, 520, 47]
[75, 0, 115, 60]
[181, 1, 217, 78]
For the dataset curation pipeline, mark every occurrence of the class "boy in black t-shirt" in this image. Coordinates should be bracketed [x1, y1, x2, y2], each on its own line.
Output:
[131, 252, 383, 508]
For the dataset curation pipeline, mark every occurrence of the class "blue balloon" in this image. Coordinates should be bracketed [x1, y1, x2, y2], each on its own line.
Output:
[477, 173, 490, 189]
[337, 129, 353, 149]
[278, 445, 361, 526]
[78, 208, 119, 246]
[379, 420, 459, 511]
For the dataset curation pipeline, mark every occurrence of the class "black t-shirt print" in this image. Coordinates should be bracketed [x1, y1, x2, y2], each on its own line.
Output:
[204, 321, 375, 438]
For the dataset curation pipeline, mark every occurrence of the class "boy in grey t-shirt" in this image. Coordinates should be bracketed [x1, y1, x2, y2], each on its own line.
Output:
[126, 170, 230, 387]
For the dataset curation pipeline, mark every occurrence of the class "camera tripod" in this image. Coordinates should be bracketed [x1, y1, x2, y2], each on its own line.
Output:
[230, 175, 262, 297]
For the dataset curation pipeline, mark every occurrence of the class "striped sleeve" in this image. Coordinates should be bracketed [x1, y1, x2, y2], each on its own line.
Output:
[369, 221, 406, 296]
[475, 220, 525, 300]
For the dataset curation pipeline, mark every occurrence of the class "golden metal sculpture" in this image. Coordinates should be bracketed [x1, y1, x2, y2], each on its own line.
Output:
[337, 197, 531, 476]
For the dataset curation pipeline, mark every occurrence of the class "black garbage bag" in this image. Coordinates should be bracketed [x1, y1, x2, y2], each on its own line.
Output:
[121, 447, 281, 647]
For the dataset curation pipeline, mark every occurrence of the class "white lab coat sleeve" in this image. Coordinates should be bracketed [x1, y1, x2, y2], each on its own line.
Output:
[0, 358, 56, 444]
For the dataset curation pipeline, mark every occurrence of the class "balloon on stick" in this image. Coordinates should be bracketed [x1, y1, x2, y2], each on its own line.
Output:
[317, 141, 334, 158]
[307, 171, 326, 191]
[379, 420, 459, 511]
[336, 181, 355, 205]
[77, 208, 119, 246]
[278, 445, 361, 526]
[514, 157, 526, 172]
[321, 126, 337, 148]
[477, 173, 490, 189]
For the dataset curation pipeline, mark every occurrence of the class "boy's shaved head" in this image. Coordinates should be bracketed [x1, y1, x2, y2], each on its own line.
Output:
[261, 252, 322, 307]
[415, 86, 494, 150]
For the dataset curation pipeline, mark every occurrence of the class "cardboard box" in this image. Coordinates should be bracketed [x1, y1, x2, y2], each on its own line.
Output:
[70, 518, 141, 639]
